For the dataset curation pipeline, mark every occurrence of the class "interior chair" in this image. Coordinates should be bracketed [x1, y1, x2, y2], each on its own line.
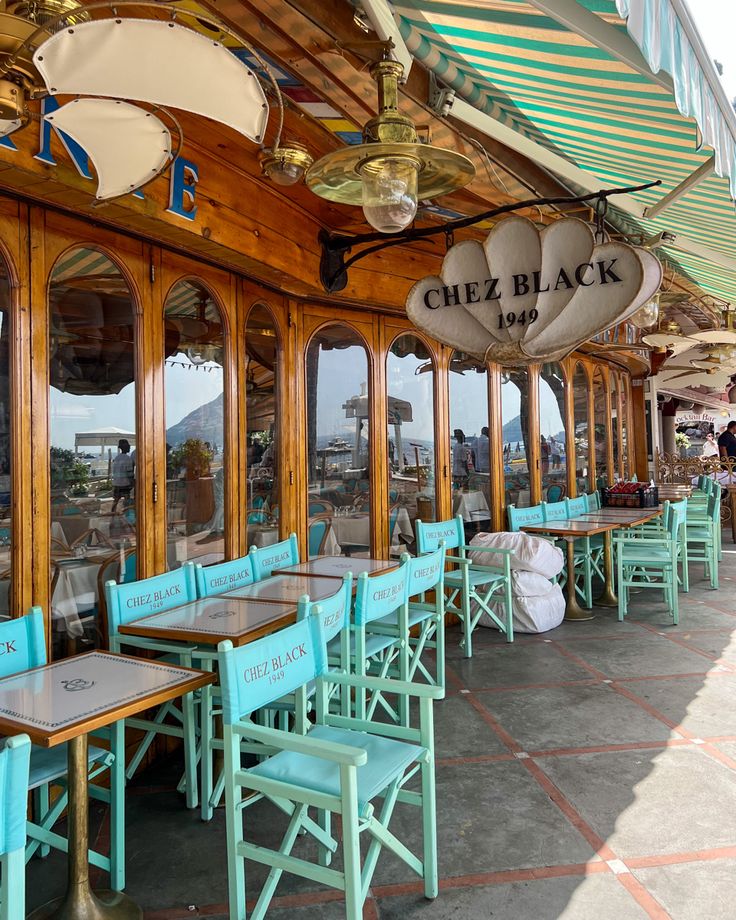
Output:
[416, 515, 513, 656]
[1, 610, 125, 890]
[105, 566, 200, 808]
[546, 484, 565, 503]
[219, 611, 442, 920]
[248, 533, 299, 581]
[96, 547, 137, 650]
[0, 733, 30, 920]
[307, 515, 333, 557]
[615, 500, 687, 624]
[308, 499, 334, 516]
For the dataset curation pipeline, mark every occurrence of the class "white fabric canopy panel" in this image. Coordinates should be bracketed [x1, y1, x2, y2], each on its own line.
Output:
[0, 118, 21, 137]
[45, 99, 171, 199]
[34, 18, 269, 143]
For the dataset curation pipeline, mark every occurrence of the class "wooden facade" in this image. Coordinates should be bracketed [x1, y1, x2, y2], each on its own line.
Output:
[0, 191, 642, 658]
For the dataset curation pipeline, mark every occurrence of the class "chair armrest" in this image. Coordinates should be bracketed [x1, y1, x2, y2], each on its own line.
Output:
[328, 670, 445, 701]
[232, 720, 366, 766]
[461, 545, 514, 555]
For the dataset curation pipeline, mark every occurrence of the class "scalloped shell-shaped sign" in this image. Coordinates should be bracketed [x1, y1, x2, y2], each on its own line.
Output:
[406, 217, 662, 365]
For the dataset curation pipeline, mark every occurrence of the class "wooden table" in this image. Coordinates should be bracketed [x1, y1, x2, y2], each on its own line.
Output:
[221, 573, 342, 604]
[524, 508, 663, 619]
[119, 595, 297, 647]
[521, 519, 621, 621]
[0, 651, 212, 920]
[274, 555, 398, 580]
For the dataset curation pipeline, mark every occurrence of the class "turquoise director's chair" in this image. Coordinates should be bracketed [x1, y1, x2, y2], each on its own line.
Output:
[248, 534, 299, 582]
[0, 733, 30, 920]
[220, 611, 442, 920]
[198, 573, 354, 822]
[417, 515, 513, 656]
[0, 610, 125, 890]
[105, 566, 200, 808]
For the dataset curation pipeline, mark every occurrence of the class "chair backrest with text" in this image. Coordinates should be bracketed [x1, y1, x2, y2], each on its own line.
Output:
[218, 614, 325, 725]
[0, 607, 46, 677]
[105, 565, 197, 647]
[195, 554, 255, 598]
[416, 516, 462, 553]
[248, 534, 299, 582]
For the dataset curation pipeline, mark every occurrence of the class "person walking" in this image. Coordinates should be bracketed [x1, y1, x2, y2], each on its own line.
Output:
[111, 438, 135, 513]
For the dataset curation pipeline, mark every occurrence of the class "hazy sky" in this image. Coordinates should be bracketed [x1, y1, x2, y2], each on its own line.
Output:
[688, 1, 736, 99]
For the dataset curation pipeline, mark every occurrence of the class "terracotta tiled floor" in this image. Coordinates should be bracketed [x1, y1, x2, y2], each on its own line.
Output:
[28, 548, 736, 918]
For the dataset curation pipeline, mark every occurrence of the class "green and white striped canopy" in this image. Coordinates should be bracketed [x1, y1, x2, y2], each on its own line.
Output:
[394, 0, 736, 307]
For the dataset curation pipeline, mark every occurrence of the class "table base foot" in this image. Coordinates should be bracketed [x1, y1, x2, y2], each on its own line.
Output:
[594, 587, 619, 608]
[29, 889, 142, 920]
[564, 607, 595, 621]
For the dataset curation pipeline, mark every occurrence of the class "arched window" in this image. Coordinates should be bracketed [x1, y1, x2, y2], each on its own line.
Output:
[306, 324, 371, 558]
[593, 367, 608, 487]
[540, 362, 567, 501]
[387, 334, 435, 551]
[501, 368, 531, 508]
[164, 280, 225, 566]
[573, 364, 591, 495]
[245, 305, 280, 548]
[449, 351, 490, 531]
[49, 247, 137, 657]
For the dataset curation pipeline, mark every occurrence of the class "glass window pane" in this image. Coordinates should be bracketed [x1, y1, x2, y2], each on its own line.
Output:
[49, 248, 137, 658]
[0, 264, 10, 622]
[611, 372, 620, 478]
[540, 362, 567, 501]
[573, 364, 590, 496]
[501, 369, 531, 508]
[593, 368, 608, 487]
[621, 375, 630, 478]
[449, 351, 490, 534]
[246, 305, 280, 550]
[164, 280, 225, 566]
[387, 334, 435, 553]
[307, 325, 370, 558]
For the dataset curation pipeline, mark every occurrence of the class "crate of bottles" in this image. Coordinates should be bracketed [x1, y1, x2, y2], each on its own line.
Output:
[601, 482, 659, 508]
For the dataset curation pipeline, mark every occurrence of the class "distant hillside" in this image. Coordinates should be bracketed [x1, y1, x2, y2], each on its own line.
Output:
[167, 392, 224, 450]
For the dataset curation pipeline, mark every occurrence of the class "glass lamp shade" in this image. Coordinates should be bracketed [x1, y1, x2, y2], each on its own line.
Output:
[630, 295, 660, 330]
[360, 155, 419, 233]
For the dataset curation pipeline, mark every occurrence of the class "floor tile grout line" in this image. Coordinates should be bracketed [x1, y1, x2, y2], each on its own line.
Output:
[548, 640, 610, 681]
[616, 871, 673, 919]
[461, 670, 731, 695]
[634, 619, 730, 664]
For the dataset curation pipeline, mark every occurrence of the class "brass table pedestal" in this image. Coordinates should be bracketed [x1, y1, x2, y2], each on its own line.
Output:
[562, 539, 594, 621]
[30, 734, 142, 920]
[594, 531, 618, 608]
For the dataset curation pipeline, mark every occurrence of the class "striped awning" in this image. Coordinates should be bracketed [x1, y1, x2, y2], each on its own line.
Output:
[393, 0, 736, 307]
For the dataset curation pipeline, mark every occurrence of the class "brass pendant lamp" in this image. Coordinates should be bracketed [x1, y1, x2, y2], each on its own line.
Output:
[306, 58, 475, 233]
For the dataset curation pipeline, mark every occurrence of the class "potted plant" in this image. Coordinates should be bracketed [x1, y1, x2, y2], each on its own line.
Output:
[674, 431, 691, 459]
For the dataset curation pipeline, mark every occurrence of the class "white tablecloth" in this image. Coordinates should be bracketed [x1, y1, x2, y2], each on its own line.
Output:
[453, 491, 490, 522]
[328, 508, 413, 555]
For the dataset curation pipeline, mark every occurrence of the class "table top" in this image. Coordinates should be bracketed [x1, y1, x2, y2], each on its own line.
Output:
[577, 509, 663, 527]
[274, 556, 398, 580]
[521, 519, 618, 537]
[0, 651, 213, 747]
[119, 596, 297, 647]
[222, 574, 342, 605]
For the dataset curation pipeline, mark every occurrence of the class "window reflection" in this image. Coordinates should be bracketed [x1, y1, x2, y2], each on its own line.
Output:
[246, 305, 280, 551]
[621, 376, 630, 478]
[387, 334, 435, 554]
[450, 352, 490, 534]
[501, 368, 531, 508]
[611, 372, 620, 479]
[540, 362, 567, 502]
[593, 367, 608, 487]
[49, 248, 137, 658]
[307, 325, 371, 558]
[164, 280, 224, 567]
[0, 263, 10, 624]
[573, 364, 590, 496]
